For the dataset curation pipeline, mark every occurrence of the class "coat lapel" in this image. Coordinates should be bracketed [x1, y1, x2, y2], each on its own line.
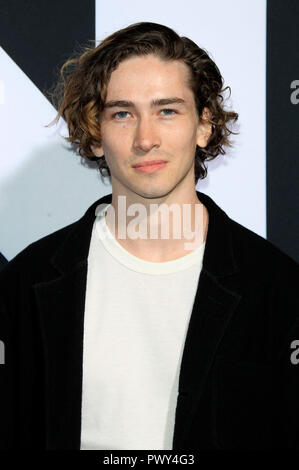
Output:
[173, 192, 243, 448]
[33, 191, 243, 449]
[172, 272, 242, 448]
[33, 194, 112, 449]
[34, 264, 88, 449]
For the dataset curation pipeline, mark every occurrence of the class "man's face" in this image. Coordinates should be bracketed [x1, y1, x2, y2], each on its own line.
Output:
[93, 54, 211, 200]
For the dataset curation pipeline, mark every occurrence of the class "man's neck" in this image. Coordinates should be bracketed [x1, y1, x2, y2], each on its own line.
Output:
[104, 194, 209, 263]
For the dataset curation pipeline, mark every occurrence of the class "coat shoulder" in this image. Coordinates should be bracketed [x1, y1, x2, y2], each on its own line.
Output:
[228, 216, 299, 287]
[0, 219, 80, 281]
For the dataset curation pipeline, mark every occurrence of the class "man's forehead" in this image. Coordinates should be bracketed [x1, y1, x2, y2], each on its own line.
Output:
[107, 55, 191, 86]
[103, 55, 194, 107]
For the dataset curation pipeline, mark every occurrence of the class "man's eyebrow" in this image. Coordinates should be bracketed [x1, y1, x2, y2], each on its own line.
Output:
[103, 97, 187, 109]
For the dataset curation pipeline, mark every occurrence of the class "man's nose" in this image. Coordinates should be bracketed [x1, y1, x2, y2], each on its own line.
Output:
[132, 117, 161, 153]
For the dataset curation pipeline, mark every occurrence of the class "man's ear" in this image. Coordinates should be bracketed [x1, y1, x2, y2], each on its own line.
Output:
[91, 144, 104, 157]
[196, 107, 213, 148]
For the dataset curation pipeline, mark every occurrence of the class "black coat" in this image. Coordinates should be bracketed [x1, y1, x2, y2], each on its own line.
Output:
[0, 191, 299, 450]
[0, 252, 8, 271]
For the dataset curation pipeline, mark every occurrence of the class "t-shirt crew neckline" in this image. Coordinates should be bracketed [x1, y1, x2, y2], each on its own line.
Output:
[95, 203, 206, 275]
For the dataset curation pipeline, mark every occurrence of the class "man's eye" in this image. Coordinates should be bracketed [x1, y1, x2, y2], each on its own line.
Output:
[112, 109, 177, 119]
[160, 109, 177, 116]
[112, 111, 130, 119]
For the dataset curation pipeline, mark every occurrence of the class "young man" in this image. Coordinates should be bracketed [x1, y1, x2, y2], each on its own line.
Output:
[0, 22, 299, 450]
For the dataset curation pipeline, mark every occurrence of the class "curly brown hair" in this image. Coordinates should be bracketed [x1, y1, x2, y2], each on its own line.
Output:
[47, 22, 239, 183]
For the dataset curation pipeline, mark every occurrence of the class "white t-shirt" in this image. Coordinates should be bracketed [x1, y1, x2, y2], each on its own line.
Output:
[80, 203, 206, 450]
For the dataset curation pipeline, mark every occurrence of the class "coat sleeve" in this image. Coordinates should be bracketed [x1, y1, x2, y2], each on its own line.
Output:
[273, 256, 299, 449]
[0, 261, 46, 450]
[0, 265, 18, 449]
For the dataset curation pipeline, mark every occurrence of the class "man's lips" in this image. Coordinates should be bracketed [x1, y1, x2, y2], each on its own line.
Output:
[132, 160, 168, 168]
[132, 161, 168, 173]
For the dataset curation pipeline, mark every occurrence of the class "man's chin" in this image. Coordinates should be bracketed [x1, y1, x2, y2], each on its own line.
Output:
[130, 185, 175, 201]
